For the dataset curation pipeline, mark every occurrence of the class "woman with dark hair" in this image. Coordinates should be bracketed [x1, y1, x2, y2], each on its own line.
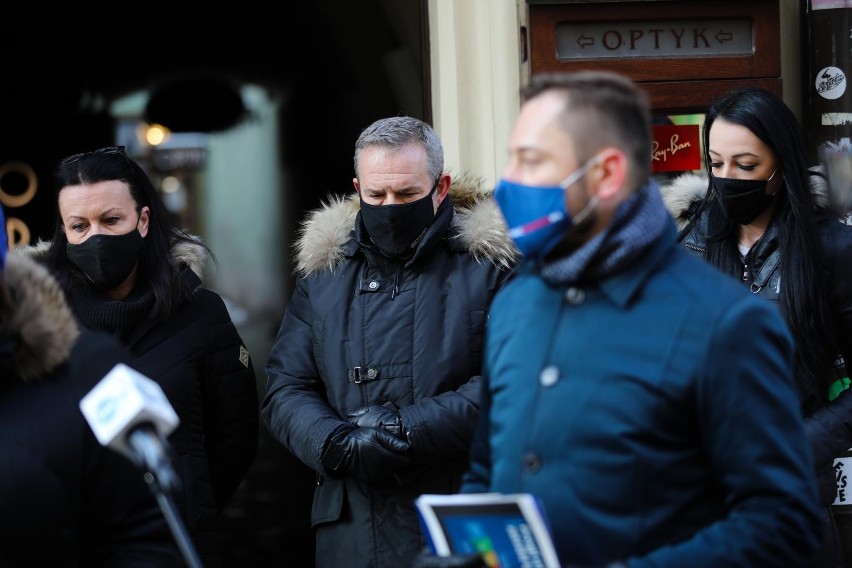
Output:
[663, 88, 852, 568]
[24, 146, 259, 568]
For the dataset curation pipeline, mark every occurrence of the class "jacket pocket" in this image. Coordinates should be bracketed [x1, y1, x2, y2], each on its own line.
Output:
[311, 477, 344, 527]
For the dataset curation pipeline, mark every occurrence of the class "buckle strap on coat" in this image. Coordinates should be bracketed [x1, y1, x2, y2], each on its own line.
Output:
[348, 366, 380, 384]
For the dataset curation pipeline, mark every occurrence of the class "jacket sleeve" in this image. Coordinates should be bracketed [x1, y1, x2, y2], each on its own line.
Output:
[397, 262, 511, 466]
[805, 222, 852, 499]
[199, 291, 260, 512]
[261, 276, 351, 474]
[828, 222, 852, 380]
[806, 388, 852, 479]
[459, 372, 492, 494]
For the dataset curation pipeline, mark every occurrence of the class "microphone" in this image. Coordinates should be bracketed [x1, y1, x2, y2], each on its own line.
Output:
[79, 362, 181, 491]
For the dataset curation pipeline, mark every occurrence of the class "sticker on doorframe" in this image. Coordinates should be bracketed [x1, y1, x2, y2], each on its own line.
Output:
[817, 66, 847, 100]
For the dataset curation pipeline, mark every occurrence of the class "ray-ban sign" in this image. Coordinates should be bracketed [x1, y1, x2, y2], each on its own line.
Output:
[651, 124, 700, 173]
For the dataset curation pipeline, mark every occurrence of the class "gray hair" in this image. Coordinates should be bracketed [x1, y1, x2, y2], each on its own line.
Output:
[353, 116, 444, 181]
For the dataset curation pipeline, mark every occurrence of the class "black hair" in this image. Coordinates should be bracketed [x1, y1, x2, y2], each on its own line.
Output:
[46, 147, 212, 320]
[697, 88, 837, 409]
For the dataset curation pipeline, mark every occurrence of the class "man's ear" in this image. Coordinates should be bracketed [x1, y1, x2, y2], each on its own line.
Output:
[352, 177, 361, 194]
[434, 173, 452, 205]
[590, 148, 627, 200]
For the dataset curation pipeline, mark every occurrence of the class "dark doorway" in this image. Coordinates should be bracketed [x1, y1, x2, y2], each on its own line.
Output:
[1, 2, 429, 566]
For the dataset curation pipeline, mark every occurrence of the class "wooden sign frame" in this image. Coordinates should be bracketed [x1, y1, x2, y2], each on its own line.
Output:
[527, 0, 781, 114]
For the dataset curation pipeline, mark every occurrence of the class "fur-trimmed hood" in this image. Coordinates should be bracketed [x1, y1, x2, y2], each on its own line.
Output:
[1, 250, 79, 383]
[660, 167, 833, 230]
[293, 172, 518, 277]
[20, 235, 208, 281]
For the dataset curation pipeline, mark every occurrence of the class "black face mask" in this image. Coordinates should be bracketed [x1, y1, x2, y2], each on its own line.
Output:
[66, 229, 144, 290]
[712, 171, 778, 225]
[359, 180, 438, 258]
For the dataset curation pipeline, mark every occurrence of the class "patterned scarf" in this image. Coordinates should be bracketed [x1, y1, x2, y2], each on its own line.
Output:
[540, 181, 669, 286]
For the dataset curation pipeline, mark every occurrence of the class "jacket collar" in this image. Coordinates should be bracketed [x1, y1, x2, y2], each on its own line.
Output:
[293, 172, 518, 277]
[597, 214, 678, 309]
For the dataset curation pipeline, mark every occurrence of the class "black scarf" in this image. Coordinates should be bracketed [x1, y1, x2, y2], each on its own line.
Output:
[69, 276, 156, 342]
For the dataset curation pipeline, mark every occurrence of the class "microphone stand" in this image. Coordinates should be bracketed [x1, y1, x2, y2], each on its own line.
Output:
[129, 428, 204, 568]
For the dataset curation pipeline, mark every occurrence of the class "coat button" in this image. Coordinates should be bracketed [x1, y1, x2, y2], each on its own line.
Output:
[368, 280, 379, 290]
[522, 452, 542, 473]
[540, 365, 559, 387]
[565, 287, 586, 304]
[367, 368, 377, 378]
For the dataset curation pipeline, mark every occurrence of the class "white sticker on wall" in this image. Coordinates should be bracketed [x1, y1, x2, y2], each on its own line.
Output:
[817, 66, 847, 100]
[836, 455, 852, 505]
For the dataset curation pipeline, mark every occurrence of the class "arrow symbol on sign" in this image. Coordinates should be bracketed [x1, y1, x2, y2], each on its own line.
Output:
[716, 30, 732, 43]
[577, 34, 594, 48]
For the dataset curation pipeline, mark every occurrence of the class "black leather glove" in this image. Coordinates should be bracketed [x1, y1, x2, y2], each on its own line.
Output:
[320, 425, 413, 483]
[348, 403, 405, 440]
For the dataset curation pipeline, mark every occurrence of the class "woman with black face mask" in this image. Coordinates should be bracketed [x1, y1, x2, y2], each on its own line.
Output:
[18, 146, 259, 568]
[662, 88, 852, 568]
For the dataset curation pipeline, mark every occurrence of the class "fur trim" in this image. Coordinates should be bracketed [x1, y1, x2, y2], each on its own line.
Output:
[294, 171, 518, 277]
[169, 237, 207, 278]
[2, 250, 79, 383]
[659, 173, 706, 231]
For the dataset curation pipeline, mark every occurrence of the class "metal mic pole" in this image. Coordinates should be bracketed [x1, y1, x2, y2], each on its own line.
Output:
[141, 470, 204, 568]
[129, 427, 203, 568]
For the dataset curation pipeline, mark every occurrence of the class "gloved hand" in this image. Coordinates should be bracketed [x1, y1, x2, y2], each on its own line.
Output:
[320, 425, 413, 483]
[348, 403, 405, 440]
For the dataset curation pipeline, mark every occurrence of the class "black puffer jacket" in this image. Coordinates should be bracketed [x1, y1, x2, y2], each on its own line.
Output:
[0, 251, 182, 567]
[262, 174, 517, 568]
[22, 238, 259, 568]
[662, 172, 852, 506]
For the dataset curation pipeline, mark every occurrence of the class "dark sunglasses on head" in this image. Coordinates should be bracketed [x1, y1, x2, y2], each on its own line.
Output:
[60, 145, 127, 166]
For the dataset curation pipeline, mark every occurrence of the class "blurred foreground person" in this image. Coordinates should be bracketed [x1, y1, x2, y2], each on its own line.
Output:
[263, 116, 516, 567]
[462, 71, 822, 567]
[0, 204, 182, 567]
[21, 146, 259, 568]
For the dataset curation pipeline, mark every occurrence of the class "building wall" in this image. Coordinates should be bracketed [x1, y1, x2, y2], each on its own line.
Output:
[429, 0, 803, 186]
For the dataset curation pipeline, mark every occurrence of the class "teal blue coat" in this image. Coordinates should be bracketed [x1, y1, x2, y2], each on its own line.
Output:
[463, 220, 822, 567]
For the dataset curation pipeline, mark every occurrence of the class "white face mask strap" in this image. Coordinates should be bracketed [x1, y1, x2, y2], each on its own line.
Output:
[767, 167, 781, 195]
[559, 153, 604, 190]
[560, 153, 603, 225]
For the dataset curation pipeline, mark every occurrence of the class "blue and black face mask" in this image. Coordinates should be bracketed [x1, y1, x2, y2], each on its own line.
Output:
[494, 154, 602, 258]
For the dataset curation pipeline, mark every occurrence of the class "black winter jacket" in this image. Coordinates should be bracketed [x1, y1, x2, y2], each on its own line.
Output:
[262, 174, 517, 568]
[0, 251, 182, 567]
[23, 238, 259, 567]
[662, 172, 852, 507]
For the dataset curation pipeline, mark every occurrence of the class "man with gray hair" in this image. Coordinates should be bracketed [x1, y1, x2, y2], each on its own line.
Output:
[262, 116, 517, 567]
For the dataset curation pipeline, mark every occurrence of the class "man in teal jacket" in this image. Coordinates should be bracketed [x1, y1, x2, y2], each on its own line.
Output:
[461, 71, 822, 567]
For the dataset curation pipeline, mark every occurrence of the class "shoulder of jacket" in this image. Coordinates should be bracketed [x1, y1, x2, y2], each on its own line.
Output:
[294, 172, 519, 277]
[659, 173, 707, 231]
